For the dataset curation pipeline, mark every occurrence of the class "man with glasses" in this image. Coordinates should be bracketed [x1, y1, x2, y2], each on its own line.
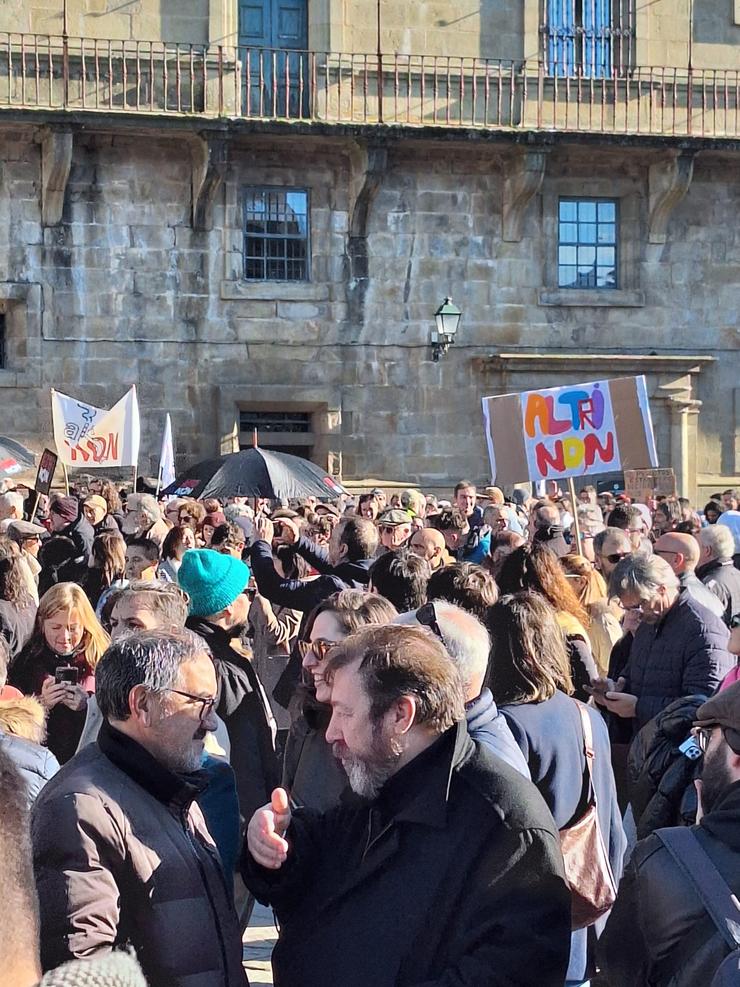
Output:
[600, 681, 740, 987]
[590, 554, 733, 732]
[653, 531, 724, 619]
[7, 519, 46, 602]
[593, 526, 632, 581]
[31, 631, 248, 986]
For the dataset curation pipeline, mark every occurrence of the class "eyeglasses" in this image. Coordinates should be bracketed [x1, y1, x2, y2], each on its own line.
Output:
[162, 688, 217, 722]
[622, 598, 653, 613]
[297, 638, 336, 662]
[378, 525, 398, 535]
[416, 601, 444, 640]
[691, 726, 713, 752]
[654, 549, 679, 558]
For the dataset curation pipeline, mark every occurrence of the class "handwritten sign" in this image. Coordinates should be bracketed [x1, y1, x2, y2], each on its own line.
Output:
[482, 376, 658, 485]
[51, 387, 140, 469]
[624, 468, 676, 503]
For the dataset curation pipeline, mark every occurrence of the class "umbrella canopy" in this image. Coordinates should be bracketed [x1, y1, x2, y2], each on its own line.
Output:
[162, 448, 347, 502]
[0, 436, 35, 478]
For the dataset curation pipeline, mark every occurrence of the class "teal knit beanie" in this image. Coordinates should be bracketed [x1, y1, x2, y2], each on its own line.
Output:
[178, 549, 251, 617]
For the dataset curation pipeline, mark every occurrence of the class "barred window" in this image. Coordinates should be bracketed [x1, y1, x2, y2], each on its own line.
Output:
[243, 188, 309, 282]
[558, 198, 618, 289]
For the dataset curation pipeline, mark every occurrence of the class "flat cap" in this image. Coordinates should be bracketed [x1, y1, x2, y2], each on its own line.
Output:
[694, 682, 740, 755]
[378, 509, 412, 526]
[7, 519, 46, 540]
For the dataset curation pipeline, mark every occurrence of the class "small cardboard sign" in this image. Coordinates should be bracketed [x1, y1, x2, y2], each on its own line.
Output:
[34, 448, 58, 496]
[624, 467, 677, 502]
[482, 375, 659, 486]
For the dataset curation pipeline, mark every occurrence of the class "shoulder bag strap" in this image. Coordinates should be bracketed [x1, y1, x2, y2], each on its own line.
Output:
[656, 827, 740, 951]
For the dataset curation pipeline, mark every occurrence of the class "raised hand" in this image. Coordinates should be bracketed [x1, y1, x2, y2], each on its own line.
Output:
[254, 514, 275, 545]
[247, 788, 292, 870]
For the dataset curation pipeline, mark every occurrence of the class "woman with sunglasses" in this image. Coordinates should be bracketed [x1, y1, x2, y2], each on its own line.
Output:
[283, 589, 398, 811]
[717, 613, 740, 691]
[561, 554, 623, 677]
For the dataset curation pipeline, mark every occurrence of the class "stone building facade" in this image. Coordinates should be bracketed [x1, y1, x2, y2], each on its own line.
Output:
[0, 1, 738, 499]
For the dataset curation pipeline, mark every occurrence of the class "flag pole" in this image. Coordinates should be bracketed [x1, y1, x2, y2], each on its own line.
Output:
[62, 462, 70, 496]
[567, 476, 583, 556]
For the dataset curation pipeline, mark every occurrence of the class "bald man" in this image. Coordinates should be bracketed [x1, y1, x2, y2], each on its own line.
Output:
[408, 527, 452, 572]
[654, 532, 724, 619]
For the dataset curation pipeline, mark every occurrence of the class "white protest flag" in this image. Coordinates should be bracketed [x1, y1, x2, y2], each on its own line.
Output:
[158, 413, 176, 493]
[51, 386, 140, 469]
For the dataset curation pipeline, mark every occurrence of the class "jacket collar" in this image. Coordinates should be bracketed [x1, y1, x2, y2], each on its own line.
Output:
[374, 719, 472, 831]
[97, 719, 206, 812]
[186, 615, 231, 648]
[696, 558, 732, 579]
[700, 779, 740, 851]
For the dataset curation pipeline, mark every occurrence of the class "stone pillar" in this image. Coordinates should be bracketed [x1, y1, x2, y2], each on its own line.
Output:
[209, 0, 238, 46]
[669, 399, 701, 502]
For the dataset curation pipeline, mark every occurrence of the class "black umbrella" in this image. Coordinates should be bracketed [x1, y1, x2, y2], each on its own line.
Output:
[0, 436, 35, 478]
[162, 448, 347, 501]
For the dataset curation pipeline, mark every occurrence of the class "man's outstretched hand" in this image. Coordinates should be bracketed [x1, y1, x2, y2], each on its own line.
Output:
[248, 788, 292, 870]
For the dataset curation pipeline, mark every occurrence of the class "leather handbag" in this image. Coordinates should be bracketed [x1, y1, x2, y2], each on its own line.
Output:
[559, 700, 617, 930]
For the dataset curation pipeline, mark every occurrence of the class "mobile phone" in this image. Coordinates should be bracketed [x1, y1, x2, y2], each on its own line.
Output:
[679, 736, 703, 761]
[55, 665, 79, 685]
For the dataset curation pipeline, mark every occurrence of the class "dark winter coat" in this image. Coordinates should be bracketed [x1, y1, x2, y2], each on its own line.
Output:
[37, 512, 94, 594]
[533, 525, 570, 558]
[627, 694, 706, 840]
[32, 721, 247, 987]
[252, 535, 374, 709]
[186, 616, 279, 823]
[621, 589, 734, 730]
[0, 596, 36, 660]
[465, 688, 530, 778]
[501, 691, 627, 983]
[599, 781, 740, 987]
[281, 698, 348, 812]
[697, 557, 740, 627]
[243, 720, 572, 987]
[10, 641, 95, 764]
[679, 570, 725, 620]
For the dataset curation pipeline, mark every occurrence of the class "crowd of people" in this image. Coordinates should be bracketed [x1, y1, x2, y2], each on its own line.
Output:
[1, 474, 740, 987]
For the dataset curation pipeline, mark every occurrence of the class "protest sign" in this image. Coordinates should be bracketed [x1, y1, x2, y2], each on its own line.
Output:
[51, 387, 140, 469]
[482, 376, 658, 485]
[624, 467, 677, 503]
[34, 448, 58, 496]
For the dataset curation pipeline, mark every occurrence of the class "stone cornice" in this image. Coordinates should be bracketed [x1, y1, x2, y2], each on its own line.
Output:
[473, 353, 716, 374]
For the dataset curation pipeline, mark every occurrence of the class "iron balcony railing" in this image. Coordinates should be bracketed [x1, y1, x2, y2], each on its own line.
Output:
[0, 33, 737, 139]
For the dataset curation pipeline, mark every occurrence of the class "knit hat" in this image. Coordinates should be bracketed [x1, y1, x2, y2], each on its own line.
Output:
[177, 548, 251, 617]
[50, 496, 79, 524]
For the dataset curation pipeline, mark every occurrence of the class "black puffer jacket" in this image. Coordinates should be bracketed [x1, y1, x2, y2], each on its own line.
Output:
[697, 557, 740, 627]
[628, 694, 706, 840]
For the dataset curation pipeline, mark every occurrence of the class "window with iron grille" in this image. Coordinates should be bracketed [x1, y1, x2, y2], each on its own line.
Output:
[243, 188, 309, 282]
[541, 0, 635, 77]
[239, 410, 312, 434]
[558, 198, 618, 289]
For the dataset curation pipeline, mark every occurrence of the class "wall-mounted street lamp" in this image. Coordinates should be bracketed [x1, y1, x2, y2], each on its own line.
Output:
[431, 296, 462, 362]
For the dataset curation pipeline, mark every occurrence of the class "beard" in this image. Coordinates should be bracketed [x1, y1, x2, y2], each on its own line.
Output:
[701, 742, 734, 815]
[333, 723, 402, 800]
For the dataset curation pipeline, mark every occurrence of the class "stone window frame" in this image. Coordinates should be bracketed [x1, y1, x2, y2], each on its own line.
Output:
[221, 181, 326, 302]
[242, 185, 311, 284]
[0, 282, 42, 390]
[539, 177, 645, 307]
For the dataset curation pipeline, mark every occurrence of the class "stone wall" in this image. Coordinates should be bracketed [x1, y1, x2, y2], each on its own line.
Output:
[0, 124, 737, 499]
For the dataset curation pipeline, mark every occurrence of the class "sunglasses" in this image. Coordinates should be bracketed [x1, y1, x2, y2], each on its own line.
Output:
[297, 638, 336, 662]
[378, 525, 399, 535]
[416, 601, 444, 640]
[604, 551, 630, 564]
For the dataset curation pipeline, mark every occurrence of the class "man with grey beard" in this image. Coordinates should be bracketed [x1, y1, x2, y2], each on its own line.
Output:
[243, 624, 571, 987]
[31, 632, 247, 987]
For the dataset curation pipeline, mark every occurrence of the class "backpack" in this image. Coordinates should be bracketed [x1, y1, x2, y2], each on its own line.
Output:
[657, 827, 740, 986]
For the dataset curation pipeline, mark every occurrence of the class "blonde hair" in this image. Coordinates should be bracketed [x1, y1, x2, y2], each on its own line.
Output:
[35, 582, 110, 670]
[0, 696, 46, 744]
[561, 555, 608, 610]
